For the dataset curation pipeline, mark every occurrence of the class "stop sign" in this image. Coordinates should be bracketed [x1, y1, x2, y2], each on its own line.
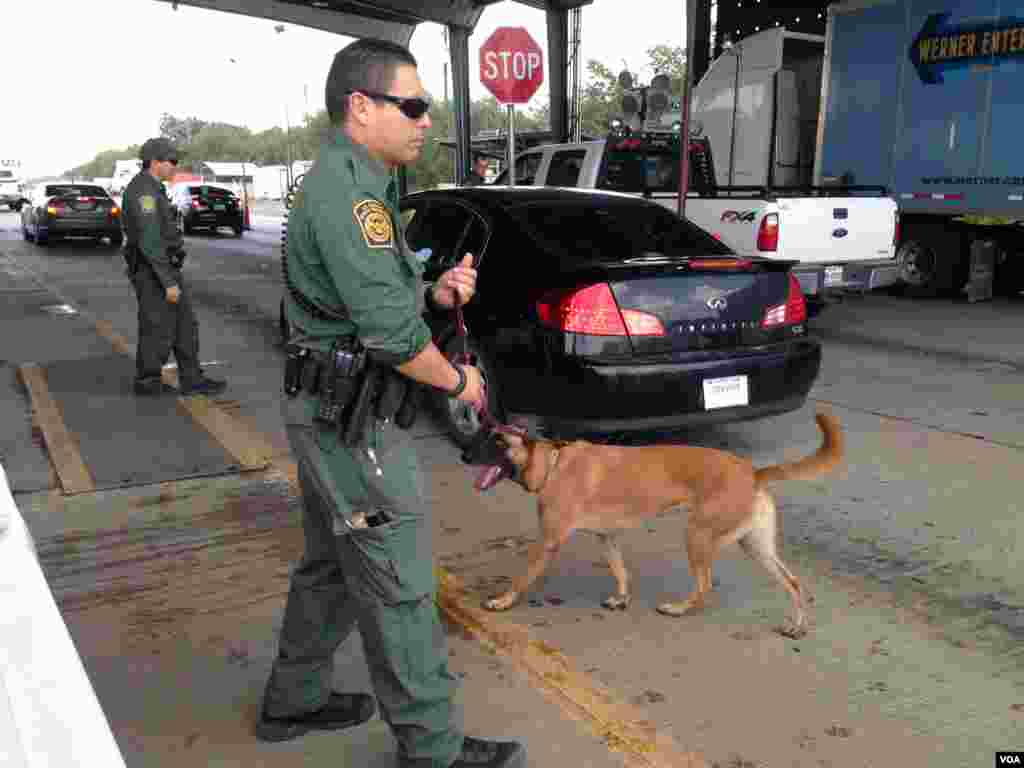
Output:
[479, 27, 544, 104]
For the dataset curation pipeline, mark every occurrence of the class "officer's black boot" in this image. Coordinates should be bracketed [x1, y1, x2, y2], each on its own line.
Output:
[133, 377, 177, 396]
[400, 737, 527, 768]
[255, 692, 376, 742]
[179, 375, 227, 397]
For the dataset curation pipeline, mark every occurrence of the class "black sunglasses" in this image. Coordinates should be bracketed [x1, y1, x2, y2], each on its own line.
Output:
[161, 158, 178, 166]
[349, 90, 431, 120]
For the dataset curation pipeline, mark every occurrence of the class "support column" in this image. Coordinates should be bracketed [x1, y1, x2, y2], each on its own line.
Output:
[690, 0, 713, 85]
[448, 24, 472, 185]
[546, 8, 569, 144]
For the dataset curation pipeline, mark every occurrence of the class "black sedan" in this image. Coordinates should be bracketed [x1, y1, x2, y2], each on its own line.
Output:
[168, 183, 243, 236]
[21, 182, 123, 246]
[405, 187, 821, 447]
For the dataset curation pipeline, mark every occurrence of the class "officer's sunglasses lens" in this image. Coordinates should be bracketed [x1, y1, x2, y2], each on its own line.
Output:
[164, 158, 178, 166]
[398, 98, 430, 120]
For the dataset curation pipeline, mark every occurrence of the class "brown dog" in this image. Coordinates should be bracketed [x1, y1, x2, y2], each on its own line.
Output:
[476, 411, 843, 638]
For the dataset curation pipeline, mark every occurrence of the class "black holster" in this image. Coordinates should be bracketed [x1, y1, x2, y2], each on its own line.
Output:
[375, 370, 422, 430]
[343, 363, 382, 447]
[169, 246, 186, 269]
[124, 245, 142, 275]
[316, 343, 366, 427]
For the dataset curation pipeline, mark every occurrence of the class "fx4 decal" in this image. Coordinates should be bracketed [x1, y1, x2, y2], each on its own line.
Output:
[720, 210, 758, 223]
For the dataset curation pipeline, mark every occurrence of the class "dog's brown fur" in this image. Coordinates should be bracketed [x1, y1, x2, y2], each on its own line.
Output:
[483, 411, 843, 638]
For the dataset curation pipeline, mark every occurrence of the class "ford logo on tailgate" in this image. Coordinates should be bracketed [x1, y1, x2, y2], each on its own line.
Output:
[832, 228, 848, 238]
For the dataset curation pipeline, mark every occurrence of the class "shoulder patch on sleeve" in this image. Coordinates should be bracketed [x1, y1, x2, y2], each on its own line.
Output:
[139, 195, 156, 214]
[353, 199, 394, 249]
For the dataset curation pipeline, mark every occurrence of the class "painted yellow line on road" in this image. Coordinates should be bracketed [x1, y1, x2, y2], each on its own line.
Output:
[17, 364, 95, 496]
[437, 570, 709, 768]
[93, 319, 271, 472]
[177, 396, 271, 471]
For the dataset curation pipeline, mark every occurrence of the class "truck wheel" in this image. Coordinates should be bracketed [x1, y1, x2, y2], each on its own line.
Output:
[896, 238, 957, 298]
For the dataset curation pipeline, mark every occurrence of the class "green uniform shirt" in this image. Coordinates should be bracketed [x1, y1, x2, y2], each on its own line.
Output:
[285, 129, 430, 363]
[122, 171, 183, 290]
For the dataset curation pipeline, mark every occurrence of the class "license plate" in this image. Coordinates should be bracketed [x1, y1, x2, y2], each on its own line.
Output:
[703, 375, 749, 410]
[824, 265, 844, 286]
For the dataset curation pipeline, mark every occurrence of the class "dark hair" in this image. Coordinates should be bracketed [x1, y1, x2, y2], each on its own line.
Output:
[326, 38, 418, 123]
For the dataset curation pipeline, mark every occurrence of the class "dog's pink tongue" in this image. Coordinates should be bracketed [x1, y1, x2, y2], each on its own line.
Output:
[474, 464, 506, 492]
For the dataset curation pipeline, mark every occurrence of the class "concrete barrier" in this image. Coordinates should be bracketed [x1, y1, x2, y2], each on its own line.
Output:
[0, 464, 127, 767]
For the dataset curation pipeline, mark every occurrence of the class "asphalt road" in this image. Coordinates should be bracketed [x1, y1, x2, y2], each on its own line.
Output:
[1, 207, 1022, 767]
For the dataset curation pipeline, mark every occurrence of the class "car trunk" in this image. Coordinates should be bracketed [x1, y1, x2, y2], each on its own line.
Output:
[50, 192, 112, 223]
[512, 200, 802, 359]
[606, 261, 793, 356]
[193, 188, 236, 213]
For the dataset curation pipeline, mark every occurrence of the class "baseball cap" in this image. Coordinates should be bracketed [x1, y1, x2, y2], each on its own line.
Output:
[140, 137, 179, 165]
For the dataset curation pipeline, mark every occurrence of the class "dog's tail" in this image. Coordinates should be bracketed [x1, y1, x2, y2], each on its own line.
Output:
[754, 411, 843, 487]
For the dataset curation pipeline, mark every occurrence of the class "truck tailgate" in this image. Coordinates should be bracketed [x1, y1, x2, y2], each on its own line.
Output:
[777, 196, 896, 265]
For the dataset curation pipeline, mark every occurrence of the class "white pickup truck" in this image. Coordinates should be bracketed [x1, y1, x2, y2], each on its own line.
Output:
[0, 158, 25, 211]
[492, 27, 900, 305]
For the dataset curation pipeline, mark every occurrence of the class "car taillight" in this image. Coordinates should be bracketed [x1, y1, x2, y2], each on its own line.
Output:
[536, 283, 664, 337]
[110, 206, 120, 216]
[756, 213, 779, 252]
[191, 196, 201, 209]
[46, 200, 64, 216]
[761, 273, 807, 328]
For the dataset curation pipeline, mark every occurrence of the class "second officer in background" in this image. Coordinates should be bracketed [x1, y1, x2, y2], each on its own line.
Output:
[121, 137, 227, 397]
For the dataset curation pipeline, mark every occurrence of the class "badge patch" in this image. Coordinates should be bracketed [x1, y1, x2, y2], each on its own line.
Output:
[140, 195, 156, 214]
[353, 199, 394, 248]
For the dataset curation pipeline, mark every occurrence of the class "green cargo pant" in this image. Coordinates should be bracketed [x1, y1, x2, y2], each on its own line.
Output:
[129, 266, 201, 386]
[263, 393, 462, 767]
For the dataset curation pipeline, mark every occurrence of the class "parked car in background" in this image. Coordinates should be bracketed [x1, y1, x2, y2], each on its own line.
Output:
[402, 186, 821, 447]
[1, 159, 27, 211]
[168, 183, 243, 237]
[21, 182, 122, 246]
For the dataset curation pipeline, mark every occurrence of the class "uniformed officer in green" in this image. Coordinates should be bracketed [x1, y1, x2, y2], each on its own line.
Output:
[255, 39, 526, 768]
[122, 138, 226, 397]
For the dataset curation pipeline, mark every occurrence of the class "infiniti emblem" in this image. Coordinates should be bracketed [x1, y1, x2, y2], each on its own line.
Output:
[706, 296, 728, 311]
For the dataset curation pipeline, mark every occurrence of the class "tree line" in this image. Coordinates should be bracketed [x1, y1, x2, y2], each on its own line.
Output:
[65, 46, 684, 191]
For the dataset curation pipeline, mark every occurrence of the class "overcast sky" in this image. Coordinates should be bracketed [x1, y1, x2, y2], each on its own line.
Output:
[1, 0, 684, 178]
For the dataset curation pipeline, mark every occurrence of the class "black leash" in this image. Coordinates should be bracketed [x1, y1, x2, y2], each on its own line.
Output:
[452, 299, 524, 439]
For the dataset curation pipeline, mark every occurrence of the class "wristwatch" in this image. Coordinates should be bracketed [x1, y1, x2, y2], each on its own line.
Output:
[424, 283, 444, 314]
[448, 364, 467, 398]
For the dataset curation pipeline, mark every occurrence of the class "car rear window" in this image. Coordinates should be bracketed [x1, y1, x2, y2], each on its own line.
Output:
[599, 149, 680, 194]
[508, 200, 733, 263]
[45, 185, 108, 198]
[188, 186, 234, 199]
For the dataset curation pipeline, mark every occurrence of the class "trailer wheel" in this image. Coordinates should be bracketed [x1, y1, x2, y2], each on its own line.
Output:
[896, 238, 958, 298]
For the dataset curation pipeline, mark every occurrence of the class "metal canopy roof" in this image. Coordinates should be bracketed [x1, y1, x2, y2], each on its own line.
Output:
[156, 0, 593, 184]
[156, 0, 593, 45]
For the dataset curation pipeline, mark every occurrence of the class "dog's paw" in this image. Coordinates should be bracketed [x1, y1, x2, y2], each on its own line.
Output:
[656, 600, 704, 617]
[602, 593, 631, 611]
[774, 620, 808, 640]
[483, 592, 518, 612]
